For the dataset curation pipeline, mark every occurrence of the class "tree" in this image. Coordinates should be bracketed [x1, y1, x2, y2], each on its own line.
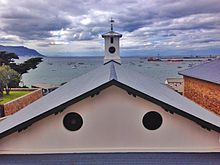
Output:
[0, 65, 21, 96]
[0, 51, 19, 66]
[0, 51, 43, 74]
[10, 57, 43, 74]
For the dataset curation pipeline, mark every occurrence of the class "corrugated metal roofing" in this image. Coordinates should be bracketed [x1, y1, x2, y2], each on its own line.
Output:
[0, 61, 220, 138]
[179, 58, 220, 84]
[1, 153, 220, 165]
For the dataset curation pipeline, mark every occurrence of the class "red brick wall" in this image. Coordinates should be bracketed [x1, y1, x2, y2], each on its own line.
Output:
[4, 89, 43, 116]
[184, 76, 220, 115]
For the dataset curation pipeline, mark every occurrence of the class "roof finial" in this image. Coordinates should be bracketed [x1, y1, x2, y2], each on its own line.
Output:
[110, 18, 114, 31]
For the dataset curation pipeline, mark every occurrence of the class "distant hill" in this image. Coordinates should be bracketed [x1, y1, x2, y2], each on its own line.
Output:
[0, 45, 44, 57]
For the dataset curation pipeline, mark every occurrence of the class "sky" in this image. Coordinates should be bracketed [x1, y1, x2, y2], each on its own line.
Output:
[0, 0, 220, 56]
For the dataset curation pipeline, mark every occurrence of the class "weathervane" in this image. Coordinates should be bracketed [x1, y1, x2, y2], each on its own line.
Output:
[110, 18, 114, 31]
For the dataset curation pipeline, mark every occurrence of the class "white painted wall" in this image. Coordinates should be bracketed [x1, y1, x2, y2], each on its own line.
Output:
[0, 85, 220, 154]
[104, 36, 121, 63]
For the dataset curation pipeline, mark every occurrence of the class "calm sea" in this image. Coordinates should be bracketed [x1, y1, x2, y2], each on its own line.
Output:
[16, 56, 201, 87]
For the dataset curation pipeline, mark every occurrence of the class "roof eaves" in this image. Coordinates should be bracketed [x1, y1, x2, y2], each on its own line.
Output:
[102, 31, 122, 37]
[178, 70, 191, 77]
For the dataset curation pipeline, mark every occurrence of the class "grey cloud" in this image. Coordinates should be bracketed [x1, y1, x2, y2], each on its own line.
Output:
[1, 10, 71, 40]
[0, 0, 220, 53]
[2, 20, 68, 40]
[115, 0, 220, 31]
[0, 37, 18, 43]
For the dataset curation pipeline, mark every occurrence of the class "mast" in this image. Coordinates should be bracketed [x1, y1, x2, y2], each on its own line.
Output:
[110, 18, 114, 31]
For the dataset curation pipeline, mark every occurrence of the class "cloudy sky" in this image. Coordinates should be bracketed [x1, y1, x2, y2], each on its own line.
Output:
[0, 0, 220, 56]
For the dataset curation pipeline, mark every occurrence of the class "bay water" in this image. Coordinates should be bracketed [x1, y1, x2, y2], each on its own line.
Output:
[18, 56, 201, 87]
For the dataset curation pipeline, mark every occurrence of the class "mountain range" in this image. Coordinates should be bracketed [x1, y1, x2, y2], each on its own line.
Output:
[0, 45, 44, 56]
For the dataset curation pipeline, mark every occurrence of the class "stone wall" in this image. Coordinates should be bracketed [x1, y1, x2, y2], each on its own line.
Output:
[184, 76, 220, 115]
[4, 89, 43, 116]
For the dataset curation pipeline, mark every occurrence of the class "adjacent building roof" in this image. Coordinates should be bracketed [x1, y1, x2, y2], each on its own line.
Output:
[1, 153, 220, 165]
[1, 61, 220, 139]
[179, 58, 220, 84]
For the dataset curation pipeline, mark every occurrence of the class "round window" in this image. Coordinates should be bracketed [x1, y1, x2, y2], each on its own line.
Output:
[63, 112, 83, 131]
[109, 46, 116, 54]
[142, 111, 162, 130]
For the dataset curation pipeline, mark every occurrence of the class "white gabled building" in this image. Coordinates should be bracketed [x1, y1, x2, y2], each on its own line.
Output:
[0, 20, 220, 164]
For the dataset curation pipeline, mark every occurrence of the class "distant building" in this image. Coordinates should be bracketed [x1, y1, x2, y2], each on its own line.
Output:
[179, 58, 220, 115]
[165, 77, 183, 94]
[1, 20, 220, 164]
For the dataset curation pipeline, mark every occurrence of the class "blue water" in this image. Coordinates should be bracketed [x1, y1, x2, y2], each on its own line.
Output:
[18, 56, 201, 87]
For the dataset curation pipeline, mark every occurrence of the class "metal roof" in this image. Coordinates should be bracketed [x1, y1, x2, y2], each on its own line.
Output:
[1, 153, 220, 165]
[102, 31, 122, 37]
[179, 58, 220, 84]
[1, 61, 220, 138]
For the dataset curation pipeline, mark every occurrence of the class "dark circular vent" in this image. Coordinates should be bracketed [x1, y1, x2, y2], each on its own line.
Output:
[109, 46, 116, 54]
[142, 111, 162, 130]
[63, 112, 83, 131]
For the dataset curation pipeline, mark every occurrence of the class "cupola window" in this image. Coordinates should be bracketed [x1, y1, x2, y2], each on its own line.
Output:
[109, 46, 116, 54]
[110, 37, 114, 44]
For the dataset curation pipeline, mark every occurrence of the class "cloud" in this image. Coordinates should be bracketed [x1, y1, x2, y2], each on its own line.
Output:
[0, 0, 220, 55]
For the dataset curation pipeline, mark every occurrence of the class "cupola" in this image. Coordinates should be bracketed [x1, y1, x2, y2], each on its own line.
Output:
[102, 18, 122, 64]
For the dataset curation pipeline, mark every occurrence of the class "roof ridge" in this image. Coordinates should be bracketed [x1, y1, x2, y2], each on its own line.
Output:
[109, 62, 118, 80]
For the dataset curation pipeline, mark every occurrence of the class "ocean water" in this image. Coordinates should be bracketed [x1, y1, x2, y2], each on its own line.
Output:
[18, 56, 201, 87]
